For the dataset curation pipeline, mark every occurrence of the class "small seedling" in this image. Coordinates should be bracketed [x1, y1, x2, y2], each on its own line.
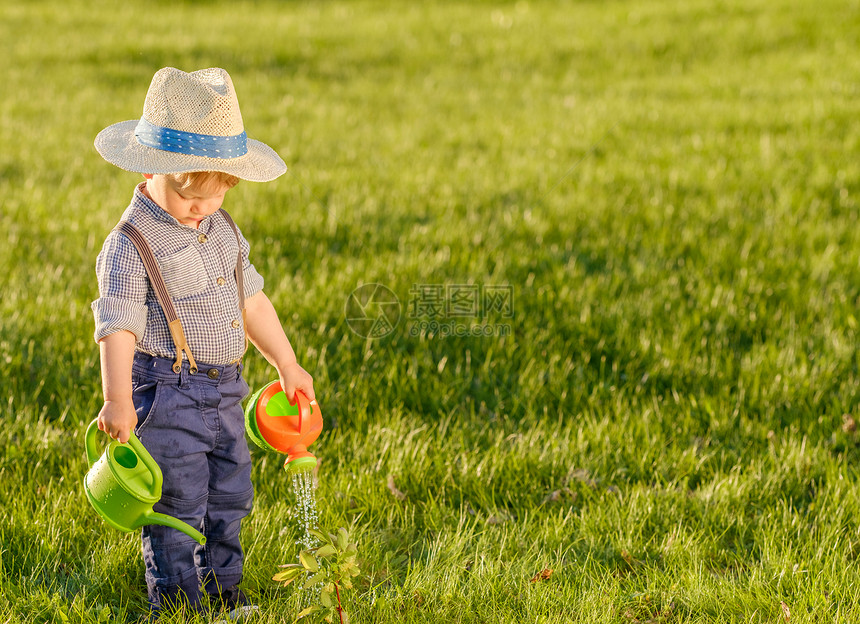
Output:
[274, 526, 361, 624]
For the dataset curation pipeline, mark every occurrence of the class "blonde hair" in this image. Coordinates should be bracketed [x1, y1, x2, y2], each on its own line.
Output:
[165, 171, 240, 192]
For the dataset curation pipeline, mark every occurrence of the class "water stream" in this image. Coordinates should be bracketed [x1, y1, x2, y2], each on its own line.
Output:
[291, 469, 320, 551]
[291, 469, 321, 606]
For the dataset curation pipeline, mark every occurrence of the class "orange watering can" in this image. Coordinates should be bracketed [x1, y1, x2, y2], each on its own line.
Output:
[244, 383, 322, 473]
[84, 419, 206, 545]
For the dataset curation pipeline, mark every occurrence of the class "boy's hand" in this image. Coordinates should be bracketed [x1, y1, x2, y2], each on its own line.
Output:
[97, 398, 137, 444]
[277, 361, 315, 404]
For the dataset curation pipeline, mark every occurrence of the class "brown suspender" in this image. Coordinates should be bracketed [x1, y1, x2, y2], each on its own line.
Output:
[115, 209, 247, 374]
[217, 209, 249, 355]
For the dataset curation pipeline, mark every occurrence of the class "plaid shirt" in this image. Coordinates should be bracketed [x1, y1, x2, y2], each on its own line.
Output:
[91, 183, 264, 365]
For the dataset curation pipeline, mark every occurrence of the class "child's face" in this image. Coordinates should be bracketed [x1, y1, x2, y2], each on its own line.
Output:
[145, 175, 230, 229]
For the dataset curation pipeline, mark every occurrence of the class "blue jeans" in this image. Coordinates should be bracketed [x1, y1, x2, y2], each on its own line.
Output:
[131, 352, 254, 612]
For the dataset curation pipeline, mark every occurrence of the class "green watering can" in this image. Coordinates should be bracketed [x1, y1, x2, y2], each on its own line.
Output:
[84, 419, 206, 545]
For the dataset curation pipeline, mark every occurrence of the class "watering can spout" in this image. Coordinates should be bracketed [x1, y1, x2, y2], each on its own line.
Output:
[144, 511, 207, 545]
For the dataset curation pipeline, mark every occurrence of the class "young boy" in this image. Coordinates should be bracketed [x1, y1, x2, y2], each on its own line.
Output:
[91, 67, 314, 617]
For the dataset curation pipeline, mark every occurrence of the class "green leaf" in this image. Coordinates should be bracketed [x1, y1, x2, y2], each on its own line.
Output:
[302, 571, 326, 590]
[316, 544, 337, 558]
[320, 589, 333, 608]
[273, 568, 304, 583]
[296, 605, 322, 620]
[337, 527, 349, 551]
[308, 528, 328, 543]
[350, 566, 360, 577]
[299, 550, 319, 573]
[97, 604, 111, 622]
[346, 543, 357, 555]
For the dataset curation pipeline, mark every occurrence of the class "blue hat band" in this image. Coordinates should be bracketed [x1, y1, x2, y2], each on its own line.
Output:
[134, 118, 248, 159]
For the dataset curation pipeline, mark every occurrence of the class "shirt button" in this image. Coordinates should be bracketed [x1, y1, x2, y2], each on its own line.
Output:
[198, 233, 208, 244]
[207, 368, 220, 380]
[217, 277, 226, 286]
[231, 319, 240, 329]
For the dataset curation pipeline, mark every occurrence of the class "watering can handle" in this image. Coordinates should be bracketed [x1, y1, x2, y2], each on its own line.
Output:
[84, 419, 164, 493]
[265, 384, 313, 425]
[294, 390, 311, 429]
[85, 419, 102, 466]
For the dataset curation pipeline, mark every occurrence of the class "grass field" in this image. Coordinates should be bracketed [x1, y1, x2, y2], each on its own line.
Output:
[3, 0, 860, 622]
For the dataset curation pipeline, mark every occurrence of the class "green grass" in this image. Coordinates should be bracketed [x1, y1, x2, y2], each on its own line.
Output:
[3, 0, 860, 621]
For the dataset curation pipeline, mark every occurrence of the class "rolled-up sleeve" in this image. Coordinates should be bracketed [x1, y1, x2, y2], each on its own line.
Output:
[236, 225, 264, 300]
[91, 231, 149, 343]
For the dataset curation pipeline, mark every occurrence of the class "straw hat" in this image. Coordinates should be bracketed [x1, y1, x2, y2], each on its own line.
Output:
[95, 67, 286, 182]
